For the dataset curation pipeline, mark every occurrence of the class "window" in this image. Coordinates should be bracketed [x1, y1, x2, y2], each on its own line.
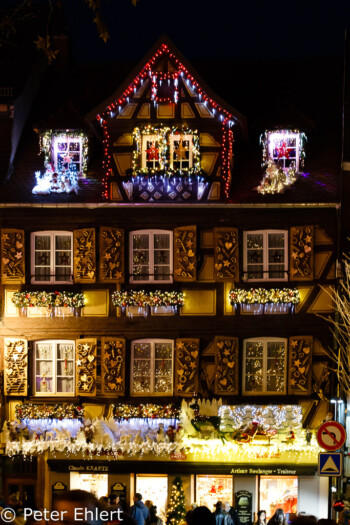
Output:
[267, 131, 300, 172]
[130, 230, 173, 283]
[31, 231, 73, 284]
[52, 134, 82, 174]
[243, 337, 287, 395]
[244, 230, 288, 281]
[141, 134, 161, 170]
[34, 340, 75, 395]
[169, 134, 193, 170]
[131, 339, 174, 395]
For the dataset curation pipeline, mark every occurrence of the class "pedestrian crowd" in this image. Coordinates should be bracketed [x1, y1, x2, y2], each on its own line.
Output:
[0, 490, 339, 525]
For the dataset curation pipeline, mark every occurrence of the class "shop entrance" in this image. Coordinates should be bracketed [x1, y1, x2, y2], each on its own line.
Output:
[70, 472, 108, 500]
[260, 476, 298, 519]
[136, 475, 168, 522]
[5, 478, 36, 509]
[196, 475, 233, 512]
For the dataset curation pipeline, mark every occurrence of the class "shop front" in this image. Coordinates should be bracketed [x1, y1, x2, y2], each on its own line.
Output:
[46, 460, 328, 520]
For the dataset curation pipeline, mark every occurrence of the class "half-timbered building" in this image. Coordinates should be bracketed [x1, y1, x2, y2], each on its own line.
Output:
[0, 37, 342, 519]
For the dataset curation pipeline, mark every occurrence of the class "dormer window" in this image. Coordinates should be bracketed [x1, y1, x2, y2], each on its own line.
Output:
[141, 134, 162, 170]
[53, 135, 82, 174]
[262, 130, 306, 173]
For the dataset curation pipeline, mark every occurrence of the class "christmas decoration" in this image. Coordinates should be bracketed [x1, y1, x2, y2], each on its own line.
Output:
[32, 162, 79, 195]
[132, 126, 200, 177]
[111, 290, 184, 308]
[256, 161, 297, 194]
[229, 288, 300, 305]
[15, 403, 84, 420]
[166, 477, 186, 525]
[290, 226, 314, 279]
[39, 130, 89, 175]
[74, 228, 96, 282]
[260, 130, 306, 169]
[11, 291, 85, 309]
[112, 403, 180, 420]
[4, 339, 28, 396]
[288, 336, 312, 394]
[98, 43, 235, 199]
[214, 228, 239, 281]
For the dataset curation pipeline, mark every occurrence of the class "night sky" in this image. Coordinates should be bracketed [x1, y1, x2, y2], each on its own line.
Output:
[62, 0, 350, 62]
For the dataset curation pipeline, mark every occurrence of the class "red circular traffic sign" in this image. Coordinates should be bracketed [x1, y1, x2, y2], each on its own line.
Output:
[316, 421, 346, 451]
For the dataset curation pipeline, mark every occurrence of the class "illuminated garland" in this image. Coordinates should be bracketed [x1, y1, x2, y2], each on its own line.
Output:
[15, 403, 84, 420]
[12, 291, 85, 308]
[229, 288, 300, 305]
[132, 126, 201, 177]
[98, 43, 235, 198]
[39, 130, 89, 175]
[112, 290, 185, 308]
[222, 123, 234, 198]
[113, 403, 180, 420]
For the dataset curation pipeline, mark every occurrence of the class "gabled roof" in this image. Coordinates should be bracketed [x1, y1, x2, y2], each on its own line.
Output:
[85, 35, 247, 134]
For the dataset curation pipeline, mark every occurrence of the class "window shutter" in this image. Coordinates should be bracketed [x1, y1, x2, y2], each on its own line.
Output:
[213, 228, 239, 282]
[173, 226, 196, 282]
[288, 336, 313, 395]
[214, 336, 239, 395]
[76, 338, 97, 396]
[175, 338, 199, 396]
[99, 227, 124, 283]
[4, 338, 28, 395]
[1, 229, 25, 284]
[101, 337, 125, 396]
[290, 226, 314, 281]
[73, 228, 96, 283]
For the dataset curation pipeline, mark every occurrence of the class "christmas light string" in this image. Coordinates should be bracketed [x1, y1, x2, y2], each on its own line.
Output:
[111, 290, 184, 308]
[97, 43, 235, 199]
[229, 288, 300, 305]
[39, 130, 89, 175]
[12, 291, 85, 309]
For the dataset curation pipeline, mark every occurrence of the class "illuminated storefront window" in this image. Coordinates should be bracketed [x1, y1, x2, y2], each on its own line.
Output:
[70, 472, 108, 500]
[136, 475, 168, 522]
[260, 476, 298, 519]
[196, 475, 233, 512]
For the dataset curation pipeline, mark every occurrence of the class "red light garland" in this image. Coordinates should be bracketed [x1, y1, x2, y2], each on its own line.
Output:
[98, 43, 235, 199]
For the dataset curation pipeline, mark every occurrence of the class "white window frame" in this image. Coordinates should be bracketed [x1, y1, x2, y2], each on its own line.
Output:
[243, 230, 288, 282]
[243, 337, 287, 395]
[267, 131, 300, 172]
[141, 134, 162, 170]
[34, 339, 75, 396]
[52, 134, 83, 176]
[131, 339, 174, 396]
[31, 231, 73, 284]
[169, 134, 193, 170]
[129, 229, 173, 284]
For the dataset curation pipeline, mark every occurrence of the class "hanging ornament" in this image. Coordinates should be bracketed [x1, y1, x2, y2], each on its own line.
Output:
[174, 139, 188, 160]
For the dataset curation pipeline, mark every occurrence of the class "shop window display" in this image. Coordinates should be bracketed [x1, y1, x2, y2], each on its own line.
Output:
[259, 476, 298, 519]
[136, 475, 168, 522]
[70, 472, 108, 500]
[196, 475, 233, 512]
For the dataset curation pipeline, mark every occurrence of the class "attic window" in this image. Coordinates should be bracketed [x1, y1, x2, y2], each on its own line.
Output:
[39, 130, 89, 177]
[257, 130, 306, 194]
[267, 131, 300, 171]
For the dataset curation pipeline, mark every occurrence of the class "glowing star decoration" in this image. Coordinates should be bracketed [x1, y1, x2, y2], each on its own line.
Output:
[146, 142, 159, 161]
[174, 140, 188, 160]
[276, 141, 290, 159]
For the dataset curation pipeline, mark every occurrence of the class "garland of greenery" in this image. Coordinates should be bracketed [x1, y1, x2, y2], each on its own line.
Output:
[12, 291, 85, 308]
[229, 288, 300, 305]
[132, 125, 200, 177]
[112, 290, 184, 308]
[113, 403, 180, 420]
[15, 403, 84, 420]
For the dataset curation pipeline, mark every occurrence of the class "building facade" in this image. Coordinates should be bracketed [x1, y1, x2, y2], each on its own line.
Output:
[0, 37, 342, 520]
